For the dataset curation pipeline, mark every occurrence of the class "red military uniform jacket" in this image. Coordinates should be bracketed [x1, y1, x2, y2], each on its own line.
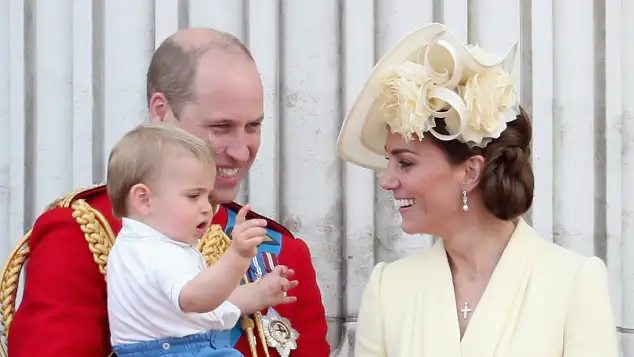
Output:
[7, 185, 330, 357]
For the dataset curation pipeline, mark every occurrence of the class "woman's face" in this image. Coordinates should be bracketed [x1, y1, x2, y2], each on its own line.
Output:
[379, 132, 468, 235]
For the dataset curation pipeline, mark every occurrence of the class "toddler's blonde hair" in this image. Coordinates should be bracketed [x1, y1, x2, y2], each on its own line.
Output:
[106, 123, 216, 218]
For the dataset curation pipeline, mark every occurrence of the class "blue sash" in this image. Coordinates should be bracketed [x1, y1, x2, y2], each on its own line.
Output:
[223, 207, 283, 346]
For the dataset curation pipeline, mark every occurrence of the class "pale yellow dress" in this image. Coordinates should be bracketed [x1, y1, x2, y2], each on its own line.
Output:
[354, 219, 619, 357]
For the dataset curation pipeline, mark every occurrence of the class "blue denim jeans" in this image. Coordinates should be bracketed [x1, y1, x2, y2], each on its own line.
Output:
[112, 331, 244, 357]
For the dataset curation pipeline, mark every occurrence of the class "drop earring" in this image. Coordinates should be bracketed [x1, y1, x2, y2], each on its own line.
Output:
[461, 190, 469, 212]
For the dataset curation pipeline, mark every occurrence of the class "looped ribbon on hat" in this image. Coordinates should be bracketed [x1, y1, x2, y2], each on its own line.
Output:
[419, 31, 469, 142]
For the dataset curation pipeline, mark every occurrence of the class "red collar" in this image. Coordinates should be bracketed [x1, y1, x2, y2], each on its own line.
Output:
[211, 205, 229, 228]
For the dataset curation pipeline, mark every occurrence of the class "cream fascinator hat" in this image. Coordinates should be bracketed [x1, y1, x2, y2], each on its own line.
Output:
[337, 23, 520, 170]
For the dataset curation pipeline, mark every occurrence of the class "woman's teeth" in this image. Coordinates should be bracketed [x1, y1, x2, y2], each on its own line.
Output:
[394, 198, 415, 209]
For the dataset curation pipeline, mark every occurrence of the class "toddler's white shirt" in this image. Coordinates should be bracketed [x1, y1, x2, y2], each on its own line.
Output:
[107, 218, 241, 345]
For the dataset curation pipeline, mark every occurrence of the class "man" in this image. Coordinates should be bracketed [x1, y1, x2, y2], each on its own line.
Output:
[7, 28, 330, 357]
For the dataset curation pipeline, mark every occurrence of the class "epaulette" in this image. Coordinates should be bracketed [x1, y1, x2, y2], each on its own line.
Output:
[45, 183, 107, 210]
[0, 183, 111, 344]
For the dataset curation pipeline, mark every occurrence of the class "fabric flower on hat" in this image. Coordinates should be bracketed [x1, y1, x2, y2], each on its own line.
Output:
[378, 61, 448, 142]
[377, 41, 519, 148]
[445, 44, 520, 147]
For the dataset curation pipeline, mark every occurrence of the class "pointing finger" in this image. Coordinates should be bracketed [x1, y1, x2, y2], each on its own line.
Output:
[235, 204, 251, 225]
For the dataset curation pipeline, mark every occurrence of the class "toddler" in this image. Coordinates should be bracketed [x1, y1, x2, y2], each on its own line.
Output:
[105, 124, 266, 357]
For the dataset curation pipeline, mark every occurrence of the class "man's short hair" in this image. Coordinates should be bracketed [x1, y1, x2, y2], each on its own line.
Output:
[106, 123, 216, 218]
[146, 30, 253, 117]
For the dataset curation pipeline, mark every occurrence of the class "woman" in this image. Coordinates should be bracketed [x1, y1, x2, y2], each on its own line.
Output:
[337, 23, 618, 357]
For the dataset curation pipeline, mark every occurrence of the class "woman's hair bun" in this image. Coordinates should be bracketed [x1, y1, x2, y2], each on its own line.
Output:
[478, 107, 534, 220]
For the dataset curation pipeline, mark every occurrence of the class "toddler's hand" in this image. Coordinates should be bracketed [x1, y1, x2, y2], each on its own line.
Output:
[230, 204, 267, 258]
[255, 265, 299, 308]
[228, 265, 299, 314]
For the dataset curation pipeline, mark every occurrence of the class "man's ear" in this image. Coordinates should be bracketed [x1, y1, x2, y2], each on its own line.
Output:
[129, 183, 153, 216]
[461, 155, 485, 191]
[148, 92, 169, 123]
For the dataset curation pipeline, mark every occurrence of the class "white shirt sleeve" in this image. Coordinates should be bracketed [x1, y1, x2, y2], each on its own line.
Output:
[146, 240, 242, 330]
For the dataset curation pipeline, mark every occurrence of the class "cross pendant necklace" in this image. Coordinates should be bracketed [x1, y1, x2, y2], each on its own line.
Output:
[460, 301, 472, 320]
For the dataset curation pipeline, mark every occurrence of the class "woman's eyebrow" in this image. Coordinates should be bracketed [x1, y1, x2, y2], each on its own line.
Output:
[385, 146, 418, 156]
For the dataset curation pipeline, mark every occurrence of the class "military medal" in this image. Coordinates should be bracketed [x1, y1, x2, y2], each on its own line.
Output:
[261, 308, 299, 357]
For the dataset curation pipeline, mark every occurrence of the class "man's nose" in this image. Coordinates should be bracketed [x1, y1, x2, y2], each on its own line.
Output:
[224, 135, 250, 164]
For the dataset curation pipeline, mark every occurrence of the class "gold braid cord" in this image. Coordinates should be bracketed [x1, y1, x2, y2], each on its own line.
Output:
[0, 234, 30, 340]
[0, 184, 106, 357]
[197, 224, 232, 267]
[71, 199, 116, 278]
[198, 226, 270, 357]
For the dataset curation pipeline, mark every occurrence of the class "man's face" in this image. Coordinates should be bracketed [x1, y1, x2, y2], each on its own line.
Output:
[150, 52, 264, 203]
